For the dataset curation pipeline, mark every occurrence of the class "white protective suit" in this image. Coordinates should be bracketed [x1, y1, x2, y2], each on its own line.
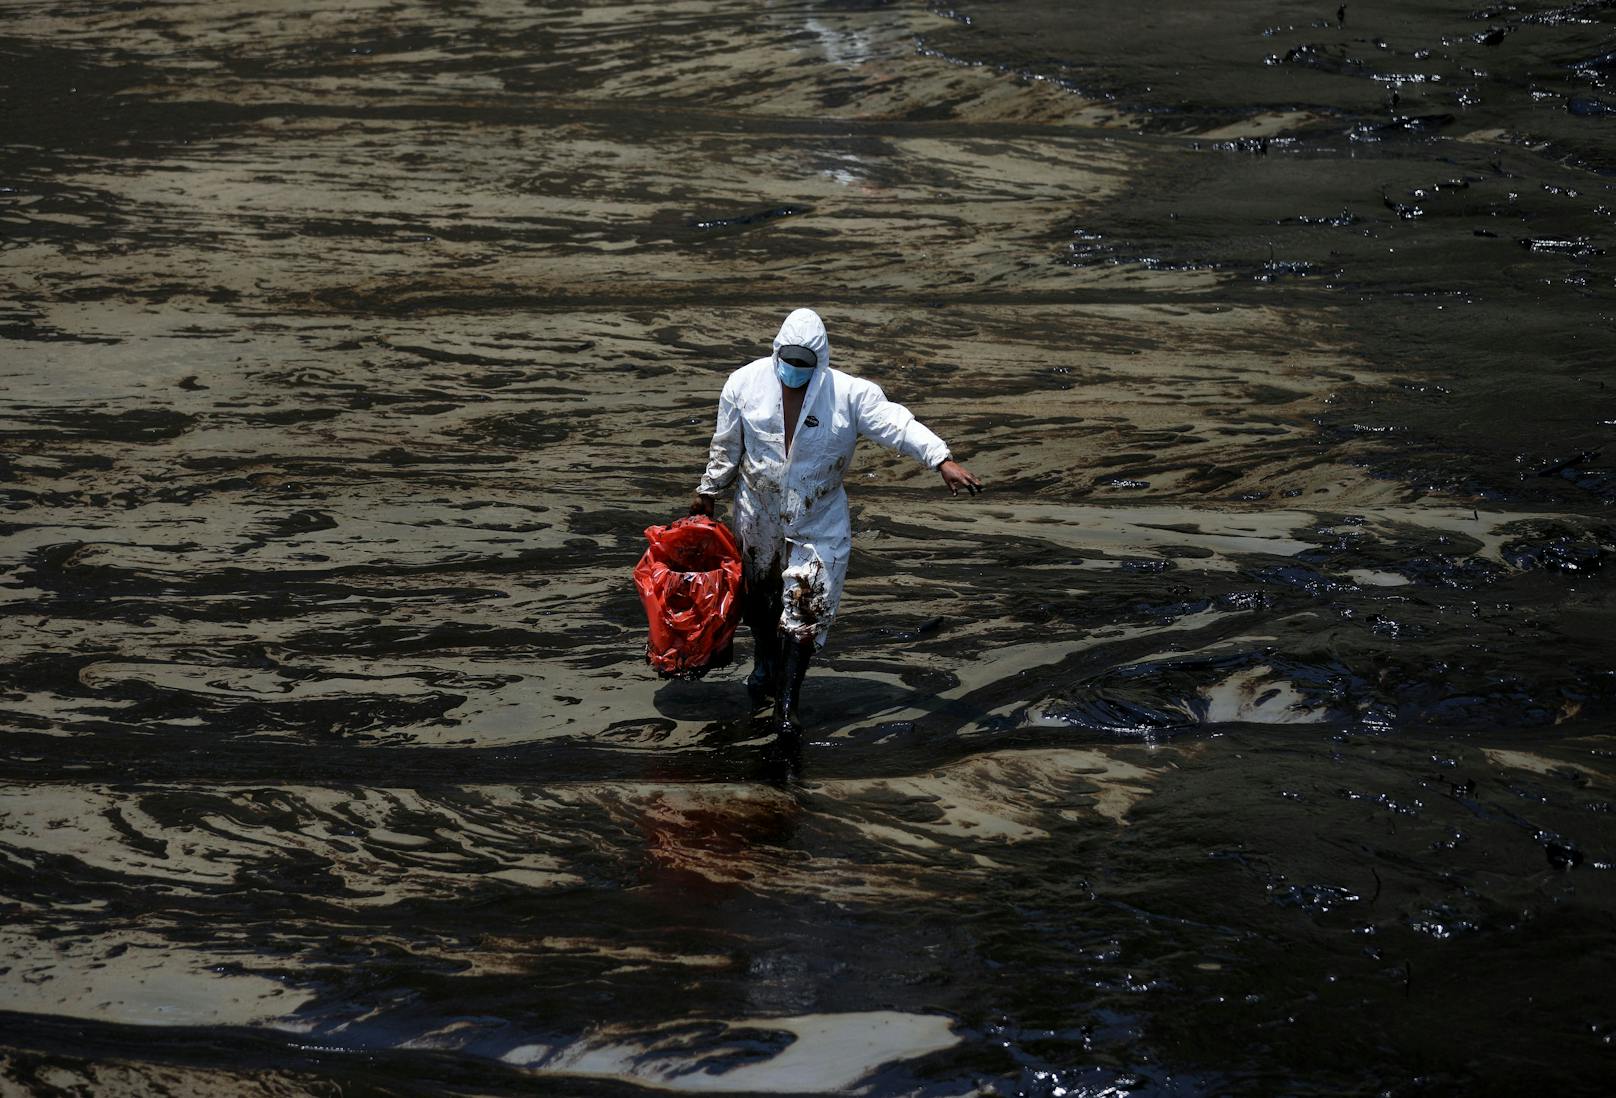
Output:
[697, 308, 952, 646]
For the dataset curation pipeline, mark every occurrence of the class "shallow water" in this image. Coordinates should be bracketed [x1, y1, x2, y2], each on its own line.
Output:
[2, 1, 1613, 1094]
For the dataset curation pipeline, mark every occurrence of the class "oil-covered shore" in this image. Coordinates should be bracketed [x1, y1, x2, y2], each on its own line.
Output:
[2, 1, 1613, 1094]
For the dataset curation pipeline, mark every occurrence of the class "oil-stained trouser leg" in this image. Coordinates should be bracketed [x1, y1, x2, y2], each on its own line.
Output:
[742, 566, 784, 707]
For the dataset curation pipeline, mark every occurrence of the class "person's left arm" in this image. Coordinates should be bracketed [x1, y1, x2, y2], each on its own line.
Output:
[853, 382, 983, 496]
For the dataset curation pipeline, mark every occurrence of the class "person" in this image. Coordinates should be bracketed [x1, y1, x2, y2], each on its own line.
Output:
[690, 307, 982, 748]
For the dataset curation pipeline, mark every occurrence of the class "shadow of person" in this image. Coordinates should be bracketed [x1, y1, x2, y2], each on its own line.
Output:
[651, 674, 756, 723]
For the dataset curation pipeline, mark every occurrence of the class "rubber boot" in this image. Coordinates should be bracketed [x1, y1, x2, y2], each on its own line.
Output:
[743, 624, 778, 708]
[745, 641, 777, 708]
[765, 637, 813, 781]
[742, 574, 783, 708]
[773, 637, 814, 735]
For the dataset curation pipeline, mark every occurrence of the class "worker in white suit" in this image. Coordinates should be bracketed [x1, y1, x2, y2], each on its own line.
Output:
[691, 308, 982, 743]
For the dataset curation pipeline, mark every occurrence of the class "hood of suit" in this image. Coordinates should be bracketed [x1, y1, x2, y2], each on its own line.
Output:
[771, 307, 831, 371]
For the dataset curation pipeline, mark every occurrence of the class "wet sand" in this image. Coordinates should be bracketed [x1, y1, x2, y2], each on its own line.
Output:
[3, 1, 1615, 1094]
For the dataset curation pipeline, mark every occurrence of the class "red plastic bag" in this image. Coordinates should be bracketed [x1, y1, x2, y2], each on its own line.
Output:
[634, 515, 744, 678]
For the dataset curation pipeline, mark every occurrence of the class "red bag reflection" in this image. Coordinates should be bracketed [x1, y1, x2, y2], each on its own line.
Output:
[634, 516, 743, 678]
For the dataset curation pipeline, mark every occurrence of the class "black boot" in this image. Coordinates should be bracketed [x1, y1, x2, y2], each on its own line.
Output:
[765, 637, 813, 782]
[773, 637, 814, 735]
[742, 568, 784, 708]
[745, 641, 777, 708]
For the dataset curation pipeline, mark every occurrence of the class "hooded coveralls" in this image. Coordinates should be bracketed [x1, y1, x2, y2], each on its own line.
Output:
[697, 309, 952, 646]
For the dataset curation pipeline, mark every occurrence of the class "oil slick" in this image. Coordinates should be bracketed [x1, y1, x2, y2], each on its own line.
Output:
[2, 0, 1614, 1093]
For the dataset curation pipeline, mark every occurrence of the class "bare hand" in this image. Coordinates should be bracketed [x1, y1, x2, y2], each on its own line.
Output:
[689, 494, 714, 517]
[938, 460, 982, 497]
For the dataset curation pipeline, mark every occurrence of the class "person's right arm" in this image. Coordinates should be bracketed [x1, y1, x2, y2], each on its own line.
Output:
[691, 377, 742, 515]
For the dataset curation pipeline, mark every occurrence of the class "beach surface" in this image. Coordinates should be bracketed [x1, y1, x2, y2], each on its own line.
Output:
[3, 1, 1614, 1093]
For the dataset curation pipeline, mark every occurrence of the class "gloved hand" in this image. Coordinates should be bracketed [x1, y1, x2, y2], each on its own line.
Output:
[688, 494, 714, 517]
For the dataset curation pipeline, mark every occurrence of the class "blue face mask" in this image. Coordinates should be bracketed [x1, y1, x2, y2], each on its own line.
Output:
[775, 356, 815, 389]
